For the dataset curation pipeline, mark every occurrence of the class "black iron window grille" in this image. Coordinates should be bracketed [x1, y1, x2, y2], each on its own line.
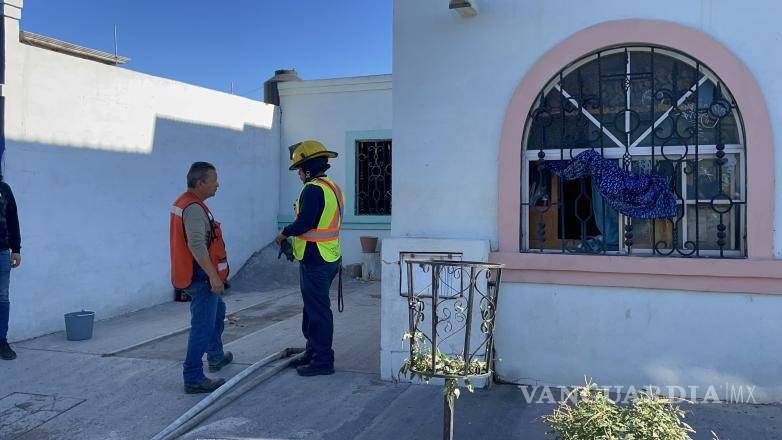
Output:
[522, 45, 746, 258]
[356, 139, 392, 216]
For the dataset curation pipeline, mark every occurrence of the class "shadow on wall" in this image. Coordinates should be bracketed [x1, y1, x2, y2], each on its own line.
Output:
[3, 114, 280, 341]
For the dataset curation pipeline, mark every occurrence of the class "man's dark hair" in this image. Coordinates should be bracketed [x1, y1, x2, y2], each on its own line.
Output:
[187, 162, 216, 188]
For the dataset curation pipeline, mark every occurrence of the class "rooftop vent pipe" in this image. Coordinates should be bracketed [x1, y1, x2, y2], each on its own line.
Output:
[263, 69, 301, 105]
[449, 0, 479, 17]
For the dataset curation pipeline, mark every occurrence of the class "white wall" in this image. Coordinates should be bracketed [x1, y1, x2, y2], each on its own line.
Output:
[278, 75, 392, 265]
[392, 0, 782, 254]
[390, 0, 782, 401]
[496, 282, 782, 402]
[339, 229, 392, 265]
[3, 25, 280, 341]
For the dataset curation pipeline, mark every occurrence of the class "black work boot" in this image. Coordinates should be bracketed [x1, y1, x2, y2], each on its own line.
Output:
[296, 364, 335, 377]
[289, 353, 312, 368]
[0, 342, 16, 360]
[184, 377, 226, 394]
[208, 351, 233, 372]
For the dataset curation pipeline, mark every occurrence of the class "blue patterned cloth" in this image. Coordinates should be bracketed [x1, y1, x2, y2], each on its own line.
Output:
[540, 150, 677, 219]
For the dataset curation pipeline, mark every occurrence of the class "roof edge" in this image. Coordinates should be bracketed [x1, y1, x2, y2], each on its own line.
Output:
[20, 31, 130, 65]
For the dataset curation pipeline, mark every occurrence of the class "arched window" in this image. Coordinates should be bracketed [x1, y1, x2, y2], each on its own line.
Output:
[523, 46, 745, 258]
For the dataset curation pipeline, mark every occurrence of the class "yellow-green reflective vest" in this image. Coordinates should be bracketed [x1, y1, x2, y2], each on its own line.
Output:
[292, 177, 344, 262]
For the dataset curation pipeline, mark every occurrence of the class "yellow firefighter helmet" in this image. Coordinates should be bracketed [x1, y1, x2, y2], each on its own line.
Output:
[288, 140, 338, 170]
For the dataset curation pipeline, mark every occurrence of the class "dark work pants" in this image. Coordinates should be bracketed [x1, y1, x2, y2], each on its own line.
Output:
[299, 260, 340, 368]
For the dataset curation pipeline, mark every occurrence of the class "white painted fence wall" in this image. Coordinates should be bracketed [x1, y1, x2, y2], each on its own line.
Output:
[2, 18, 280, 341]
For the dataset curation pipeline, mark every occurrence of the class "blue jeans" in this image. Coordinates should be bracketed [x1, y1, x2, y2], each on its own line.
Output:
[299, 261, 340, 368]
[0, 250, 10, 344]
[182, 266, 226, 384]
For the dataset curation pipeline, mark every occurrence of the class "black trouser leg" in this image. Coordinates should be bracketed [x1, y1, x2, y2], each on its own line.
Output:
[299, 261, 339, 368]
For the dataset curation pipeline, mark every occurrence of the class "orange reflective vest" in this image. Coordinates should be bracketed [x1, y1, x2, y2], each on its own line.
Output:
[169, 192, 229, 289]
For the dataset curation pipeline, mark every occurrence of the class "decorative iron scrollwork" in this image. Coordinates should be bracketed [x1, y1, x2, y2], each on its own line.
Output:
[523, 46, 746, 258]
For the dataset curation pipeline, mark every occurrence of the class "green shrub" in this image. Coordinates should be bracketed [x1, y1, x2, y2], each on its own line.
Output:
[398, 332, 485, 409]
[624, 391, 694, 440]
[542, 381, 700, 440]
[543, 383, 627, 439]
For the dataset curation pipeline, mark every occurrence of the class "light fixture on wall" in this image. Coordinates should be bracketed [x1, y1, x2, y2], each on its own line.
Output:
[449, 0, 479, 17]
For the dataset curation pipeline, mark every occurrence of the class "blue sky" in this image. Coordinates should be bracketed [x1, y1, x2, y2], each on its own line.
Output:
[20, 0, 392, 99]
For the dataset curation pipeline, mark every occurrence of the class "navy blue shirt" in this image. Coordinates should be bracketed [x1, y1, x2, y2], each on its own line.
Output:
[282, 178, 327, 265]
[0, 182, 21, 253]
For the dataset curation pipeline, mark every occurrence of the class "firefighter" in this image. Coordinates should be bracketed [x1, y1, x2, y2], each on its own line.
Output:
[276, 140, 343, 376]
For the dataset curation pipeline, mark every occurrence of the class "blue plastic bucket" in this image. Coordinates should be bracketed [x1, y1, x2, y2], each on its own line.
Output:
[64, 310, 95, 341]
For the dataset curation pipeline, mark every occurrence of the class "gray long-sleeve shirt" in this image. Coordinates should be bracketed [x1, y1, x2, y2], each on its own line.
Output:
[182, 203, 210, 262]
